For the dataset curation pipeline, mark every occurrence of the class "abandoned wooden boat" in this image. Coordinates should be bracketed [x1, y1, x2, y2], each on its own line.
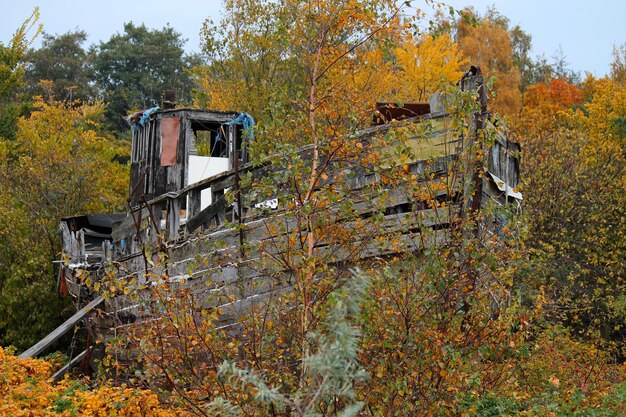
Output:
[21, 68, 521, 377]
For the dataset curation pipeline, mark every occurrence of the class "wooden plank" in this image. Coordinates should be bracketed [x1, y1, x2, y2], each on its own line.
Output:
[188, 187, 202, 219]
[185, 195, 227, 234]
[167, 198, 181, 241]
[51, 349, 87, 381]
[19, 296, 104, 359]
[257, 226, 450, 268]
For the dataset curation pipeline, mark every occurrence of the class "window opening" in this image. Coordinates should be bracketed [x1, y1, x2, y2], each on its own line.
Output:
[190, 120, 228, 158]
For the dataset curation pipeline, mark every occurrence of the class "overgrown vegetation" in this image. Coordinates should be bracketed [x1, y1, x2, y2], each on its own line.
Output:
[0, 1, 625, 415]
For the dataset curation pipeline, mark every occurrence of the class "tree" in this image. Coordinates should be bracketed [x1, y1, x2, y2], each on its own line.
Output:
[195, 0, 468, 150]
[194, 0, 301, 125]
[455, 7, 522, 117]
[548, 46, 581, 83]
[516, 75, 626, 354]
[0, 94, 128, 350]
[509, 24, 536, 91]
[453, 7, 579, 96]
[23, 30, 94, 102]
[610, 42, 626, 84]
[91, 23, 197, 134]
[0, 7, 41, 140]
[518, 78, 583, 132]
[379, 33, 467, 103]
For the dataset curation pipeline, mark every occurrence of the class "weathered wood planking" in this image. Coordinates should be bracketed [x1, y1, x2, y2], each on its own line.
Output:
[101, 147, 463, 331]
[19, 296, 104, 358]
[103, 204, 453, 330]
[103, 225, 450, 333]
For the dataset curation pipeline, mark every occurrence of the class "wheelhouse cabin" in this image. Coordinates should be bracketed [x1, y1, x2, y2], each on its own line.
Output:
[129, 108, 250, 211]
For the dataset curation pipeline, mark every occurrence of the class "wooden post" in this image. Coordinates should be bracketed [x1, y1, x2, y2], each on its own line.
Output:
[212, 189, 225, 227]
[167, 197, 180, 241]
[150, 202, 163, 243]
[469, 69, 487, 216]
[234, 147, 245, 259]
[188, 188, 202, 220]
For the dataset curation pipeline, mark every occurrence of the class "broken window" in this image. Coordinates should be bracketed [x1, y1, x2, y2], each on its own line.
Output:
[189, 120, 228, 158]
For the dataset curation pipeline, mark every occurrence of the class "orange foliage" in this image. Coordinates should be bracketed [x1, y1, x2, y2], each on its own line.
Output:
[519, 78, 583, 132]
[524, 78, 583, 110]
[383, 33, 467, 103]
[0, 347, 185, 416]
[456, 10, 522, 118]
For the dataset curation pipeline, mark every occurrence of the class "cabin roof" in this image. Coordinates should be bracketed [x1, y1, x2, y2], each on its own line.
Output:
[60, 213, 126, 232]
[153, 107, 241, 117]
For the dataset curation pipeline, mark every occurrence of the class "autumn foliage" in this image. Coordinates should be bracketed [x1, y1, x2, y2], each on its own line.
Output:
[0, 347, 184, 416]
[517, 75, 626, 359]
[455, 8, 522, 118]
[0, 93, 128, 350]
[2, 1, 626, 416]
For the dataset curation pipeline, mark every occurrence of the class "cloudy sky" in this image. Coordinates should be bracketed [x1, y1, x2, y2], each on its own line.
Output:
[1, 0, 624, 77]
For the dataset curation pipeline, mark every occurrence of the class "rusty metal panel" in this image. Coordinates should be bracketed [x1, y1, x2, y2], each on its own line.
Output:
[160, 117, 180, 167]
[374, 102, 431, 125]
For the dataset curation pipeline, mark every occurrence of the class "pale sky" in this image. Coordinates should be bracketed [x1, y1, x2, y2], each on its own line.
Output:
[1, 0, 624, 77]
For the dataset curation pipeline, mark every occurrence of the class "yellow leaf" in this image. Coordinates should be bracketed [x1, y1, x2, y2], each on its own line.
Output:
[549, 375, 560, 387]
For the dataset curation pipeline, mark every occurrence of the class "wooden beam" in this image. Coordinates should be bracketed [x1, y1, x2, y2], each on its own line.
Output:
[185, 195, 227, 234]
[188, 187, 202, 219]
[168, 197, 181, 241]
[51, 349, 87, 381]
[18, 296, 104, 359]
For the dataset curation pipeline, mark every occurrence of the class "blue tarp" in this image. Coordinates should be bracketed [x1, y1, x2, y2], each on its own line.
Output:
[227, 112, 255, 141]
[130, 106, 160, 132]
[216, 112, 255, 144]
